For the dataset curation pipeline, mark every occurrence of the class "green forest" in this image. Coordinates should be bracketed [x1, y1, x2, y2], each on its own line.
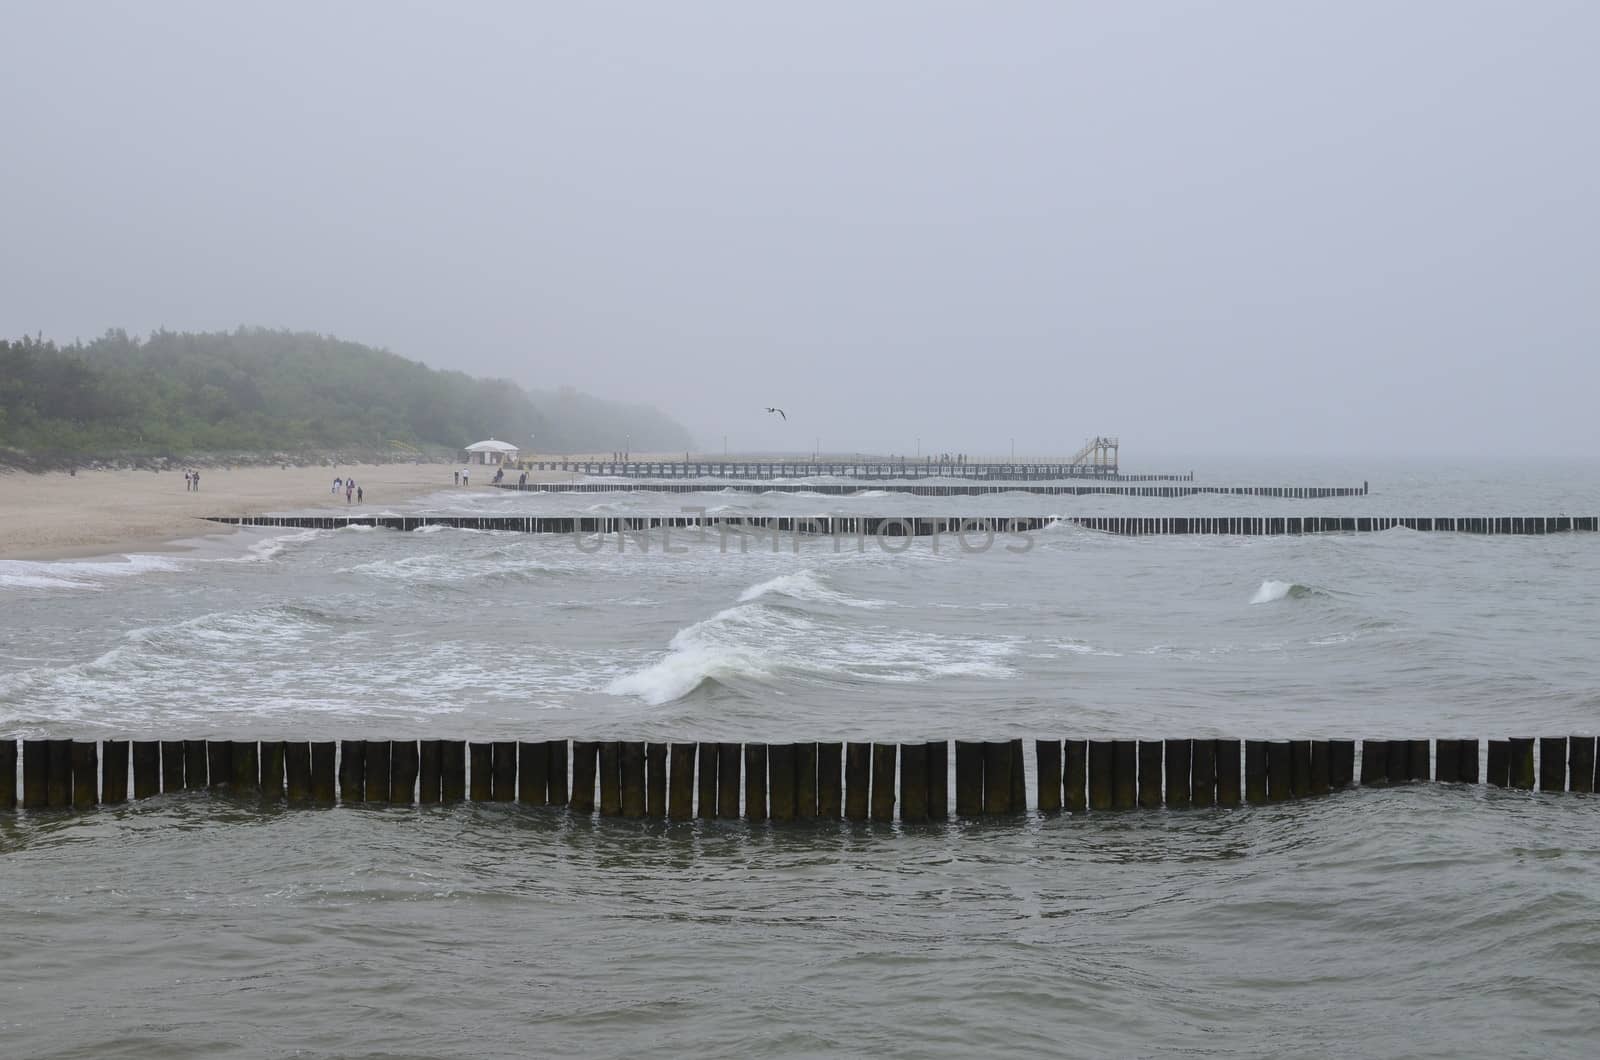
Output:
[0, 327, 692, 463]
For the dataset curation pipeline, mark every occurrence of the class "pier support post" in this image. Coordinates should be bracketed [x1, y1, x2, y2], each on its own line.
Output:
[339, 741, 364, 802]
[768, 743, 797, 822]
[1112, 740, 1137, 809]
[569, 742, 597, 812]
[1570, 737, 1596, 794]
[619, 742, 645, 816]
[1191, 740, 1217, 806]
[1508, 738, 1535, 790]
[71, 742, 97, 808]
[1329, 740, 1354, 788]
[1458, 739, 1479, 784]
[1064, 740, 1087, 812]
[260, 741, 285, 800]
[1309, 741, 1330, 796]
[1216, 740, 1242, 806]
[0, 739, 16, 810]
[1360, 740, 1387, 785]
[183, 740, 207, 790]
[1539, 737, 1567, 792]
[1486, 740, 1510, 787]
[1266, 741, 1292, 802]
[1407, 739, 1430, 782]
[22, 740, 48, 808]
[1164, 739, 1192, 808]
[900, 742, 929, 822]
[132, 741, 160, 801]
[985, 741, 1014, 814]
[1137, 740, 1162, 809]
[668, 744, 695, 819]
[954, 741, 983, 817]
[927, 741, 948, 819]
[359, 741, 387, 803]
[286, 742, 312, 802]
[1386, 740, 1409, 785]
[547, 740, 568, 806]
[1435, 740, 1461, 783]
[310, 742, 335, 803]
[744, 743, 768, 822]
[102, 740, 127, 804]
[598, 742, 622, 815]
[696, 742, 718, 818]
[1036, 739, 1062, 813]
[872, 744, 897, 821]
[491, 741, 517, 803]
[417, 741, 441, 804]
[1290, 740, 1312, 798]
[796, 742, 818, 819]
[391, 741, 419, 804]
[161, 741, 185, 793]
[646, 742, 667, 818]
[231, 741, 260, 795]
[718, 743, 742, 819]
[518, 742, 548, 805]
[440, 740, 466, 802]
[819, 742, 844, 818]
[1086, 740, 1114, 811]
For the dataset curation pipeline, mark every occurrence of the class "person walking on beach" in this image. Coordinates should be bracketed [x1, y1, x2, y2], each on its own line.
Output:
[346, 481, 354, 503]
[518, 470, 527, 488]
[461, 468, 469, 486]
[356, 485, 363, 503]
[191, 469, 200, 491]
[333, 476, 343, 495]
[453, 470, 460, 486]
[184, 470, 191, 492]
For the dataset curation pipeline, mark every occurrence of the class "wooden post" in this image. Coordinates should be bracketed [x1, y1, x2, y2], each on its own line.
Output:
[1265, 741, 1292, 802]
[1458, 739, 1479, 784]
[1539, 737, 1567, 792]
[132, 740, 160, 801]
[1111, 740, 1136, 809]
[1216, 740, 1242, 807]
[1036, 739, 1062, 813]
[718, 743, 742, 819]
[819, 742, 844, 818]
[900, 742, 928, 822]
[1137, 740, 1162, 809]
[927, 740, 948, 820]
[618, 741, 645, 816]
[668, 743, 696, 820]
[954, 741, 983, 817]
[286, 743, 312, 802]
[871, 743, 897, 821]
[569, 741, 597, 812]
[985, 740, 1014, 814]
[796, 742, 818, 819]
[1360, 740, 1387, 785]
[102, 740, 127, 805]
[441, 739, 468, 802]
[259, 741, 285, 800]
[1086, 739, 1113, 811]
[548, 739, 568, 806]
[391, 741, 419, 804]
[310, 742, 336, 803]
[1064, 739, 1088, 812]
[184, 739, 207, 790]
[518, 741, 548, 805]
[1308, 741, 1330, 796]
[418, 740, 442, 804]
[22, 740, 48, 808]
[1508, 738, 1534, 790]
[1408, 739, 1430, 782]
[0, 739, 16, 811]
[697, 741, 718, 819]
[363, 741, 389, 802]
[745, 743, 768, 822]
[1570, 737, 1596, 794]
[1386, 740, 1409, 785]
[232, 741, 260, 794]
[1329, 740, 1355, 788]
[339, 740, 364, 802]
[1164, 739, 1191, 809]
[1190, 740, 1217, 807]
[492, 741, 518, 803]
[1009, 739, 1025, 812]
[767, 743, 797, 822]
[48, 739, 73, 807]
[1486, 740, 1509, 787]
[468, 742, 493, 802]
[845, 742, 870, 821]
[1290, 740, 1312, 798]
[646, 742, 667, 818]
[71, 741, 97, 808]
[598, 742, 622, 815]
[1434, 739, 1460, 783]
[161, 741, 185, 793]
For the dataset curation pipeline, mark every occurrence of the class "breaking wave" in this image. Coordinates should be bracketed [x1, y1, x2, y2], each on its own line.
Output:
[1250, 579, 1322, 604]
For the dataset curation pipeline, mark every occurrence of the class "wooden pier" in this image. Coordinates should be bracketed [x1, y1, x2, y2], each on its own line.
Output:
[4, 737, 1595, 820]
[522, 459, 1189, 482]
[497, 482, 1369, 499]
[208, 514, 1600, 537]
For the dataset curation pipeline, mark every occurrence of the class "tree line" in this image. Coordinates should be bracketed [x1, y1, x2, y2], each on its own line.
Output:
[0, 327, 693, 460]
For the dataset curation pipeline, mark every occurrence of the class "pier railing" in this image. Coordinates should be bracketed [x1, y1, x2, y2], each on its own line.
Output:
[496, 482, 1368, 498]
[2, 737, 1588, 818]
[520, 460, 1191, 482]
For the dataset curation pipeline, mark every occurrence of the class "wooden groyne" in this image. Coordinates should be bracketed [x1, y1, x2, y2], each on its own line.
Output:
[524, 460, 1190, 482]
[208, 514, 1600, 536]
[498, 482, 1369, 499]
[3, 737, 1593, 818]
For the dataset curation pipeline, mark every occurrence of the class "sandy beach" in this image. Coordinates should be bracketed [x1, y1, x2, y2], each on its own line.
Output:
[0, 463, 569, 561]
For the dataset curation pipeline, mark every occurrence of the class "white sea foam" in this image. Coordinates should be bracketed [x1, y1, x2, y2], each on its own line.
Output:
[605, 595, 1015, 705]
[1250, 579, 1294, 604]
[736, 569, 890, 609]
[0, 553, 186, 592]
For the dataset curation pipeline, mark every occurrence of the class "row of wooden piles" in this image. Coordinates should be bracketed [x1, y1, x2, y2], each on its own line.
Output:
[1, 737, 1594, 815]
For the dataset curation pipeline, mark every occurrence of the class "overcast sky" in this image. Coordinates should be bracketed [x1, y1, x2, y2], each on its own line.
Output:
[2, 1, 1596, 460]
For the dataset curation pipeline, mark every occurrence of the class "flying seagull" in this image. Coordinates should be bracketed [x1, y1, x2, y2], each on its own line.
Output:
[765, 407, 787, 420]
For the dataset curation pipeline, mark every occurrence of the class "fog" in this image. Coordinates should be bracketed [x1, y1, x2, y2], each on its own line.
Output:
[2, 1, 1596, 460]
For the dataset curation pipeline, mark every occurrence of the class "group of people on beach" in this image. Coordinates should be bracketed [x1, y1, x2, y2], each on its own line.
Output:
[183, 468, 201, 491]
[454, 468, 471, 486]
[331, 476, 363, 503]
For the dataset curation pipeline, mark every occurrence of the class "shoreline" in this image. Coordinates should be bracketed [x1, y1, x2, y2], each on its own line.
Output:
[0, 463, 572, 563]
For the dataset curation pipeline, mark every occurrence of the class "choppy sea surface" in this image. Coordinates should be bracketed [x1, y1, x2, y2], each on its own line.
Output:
[3, 460, 1599, 1058]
